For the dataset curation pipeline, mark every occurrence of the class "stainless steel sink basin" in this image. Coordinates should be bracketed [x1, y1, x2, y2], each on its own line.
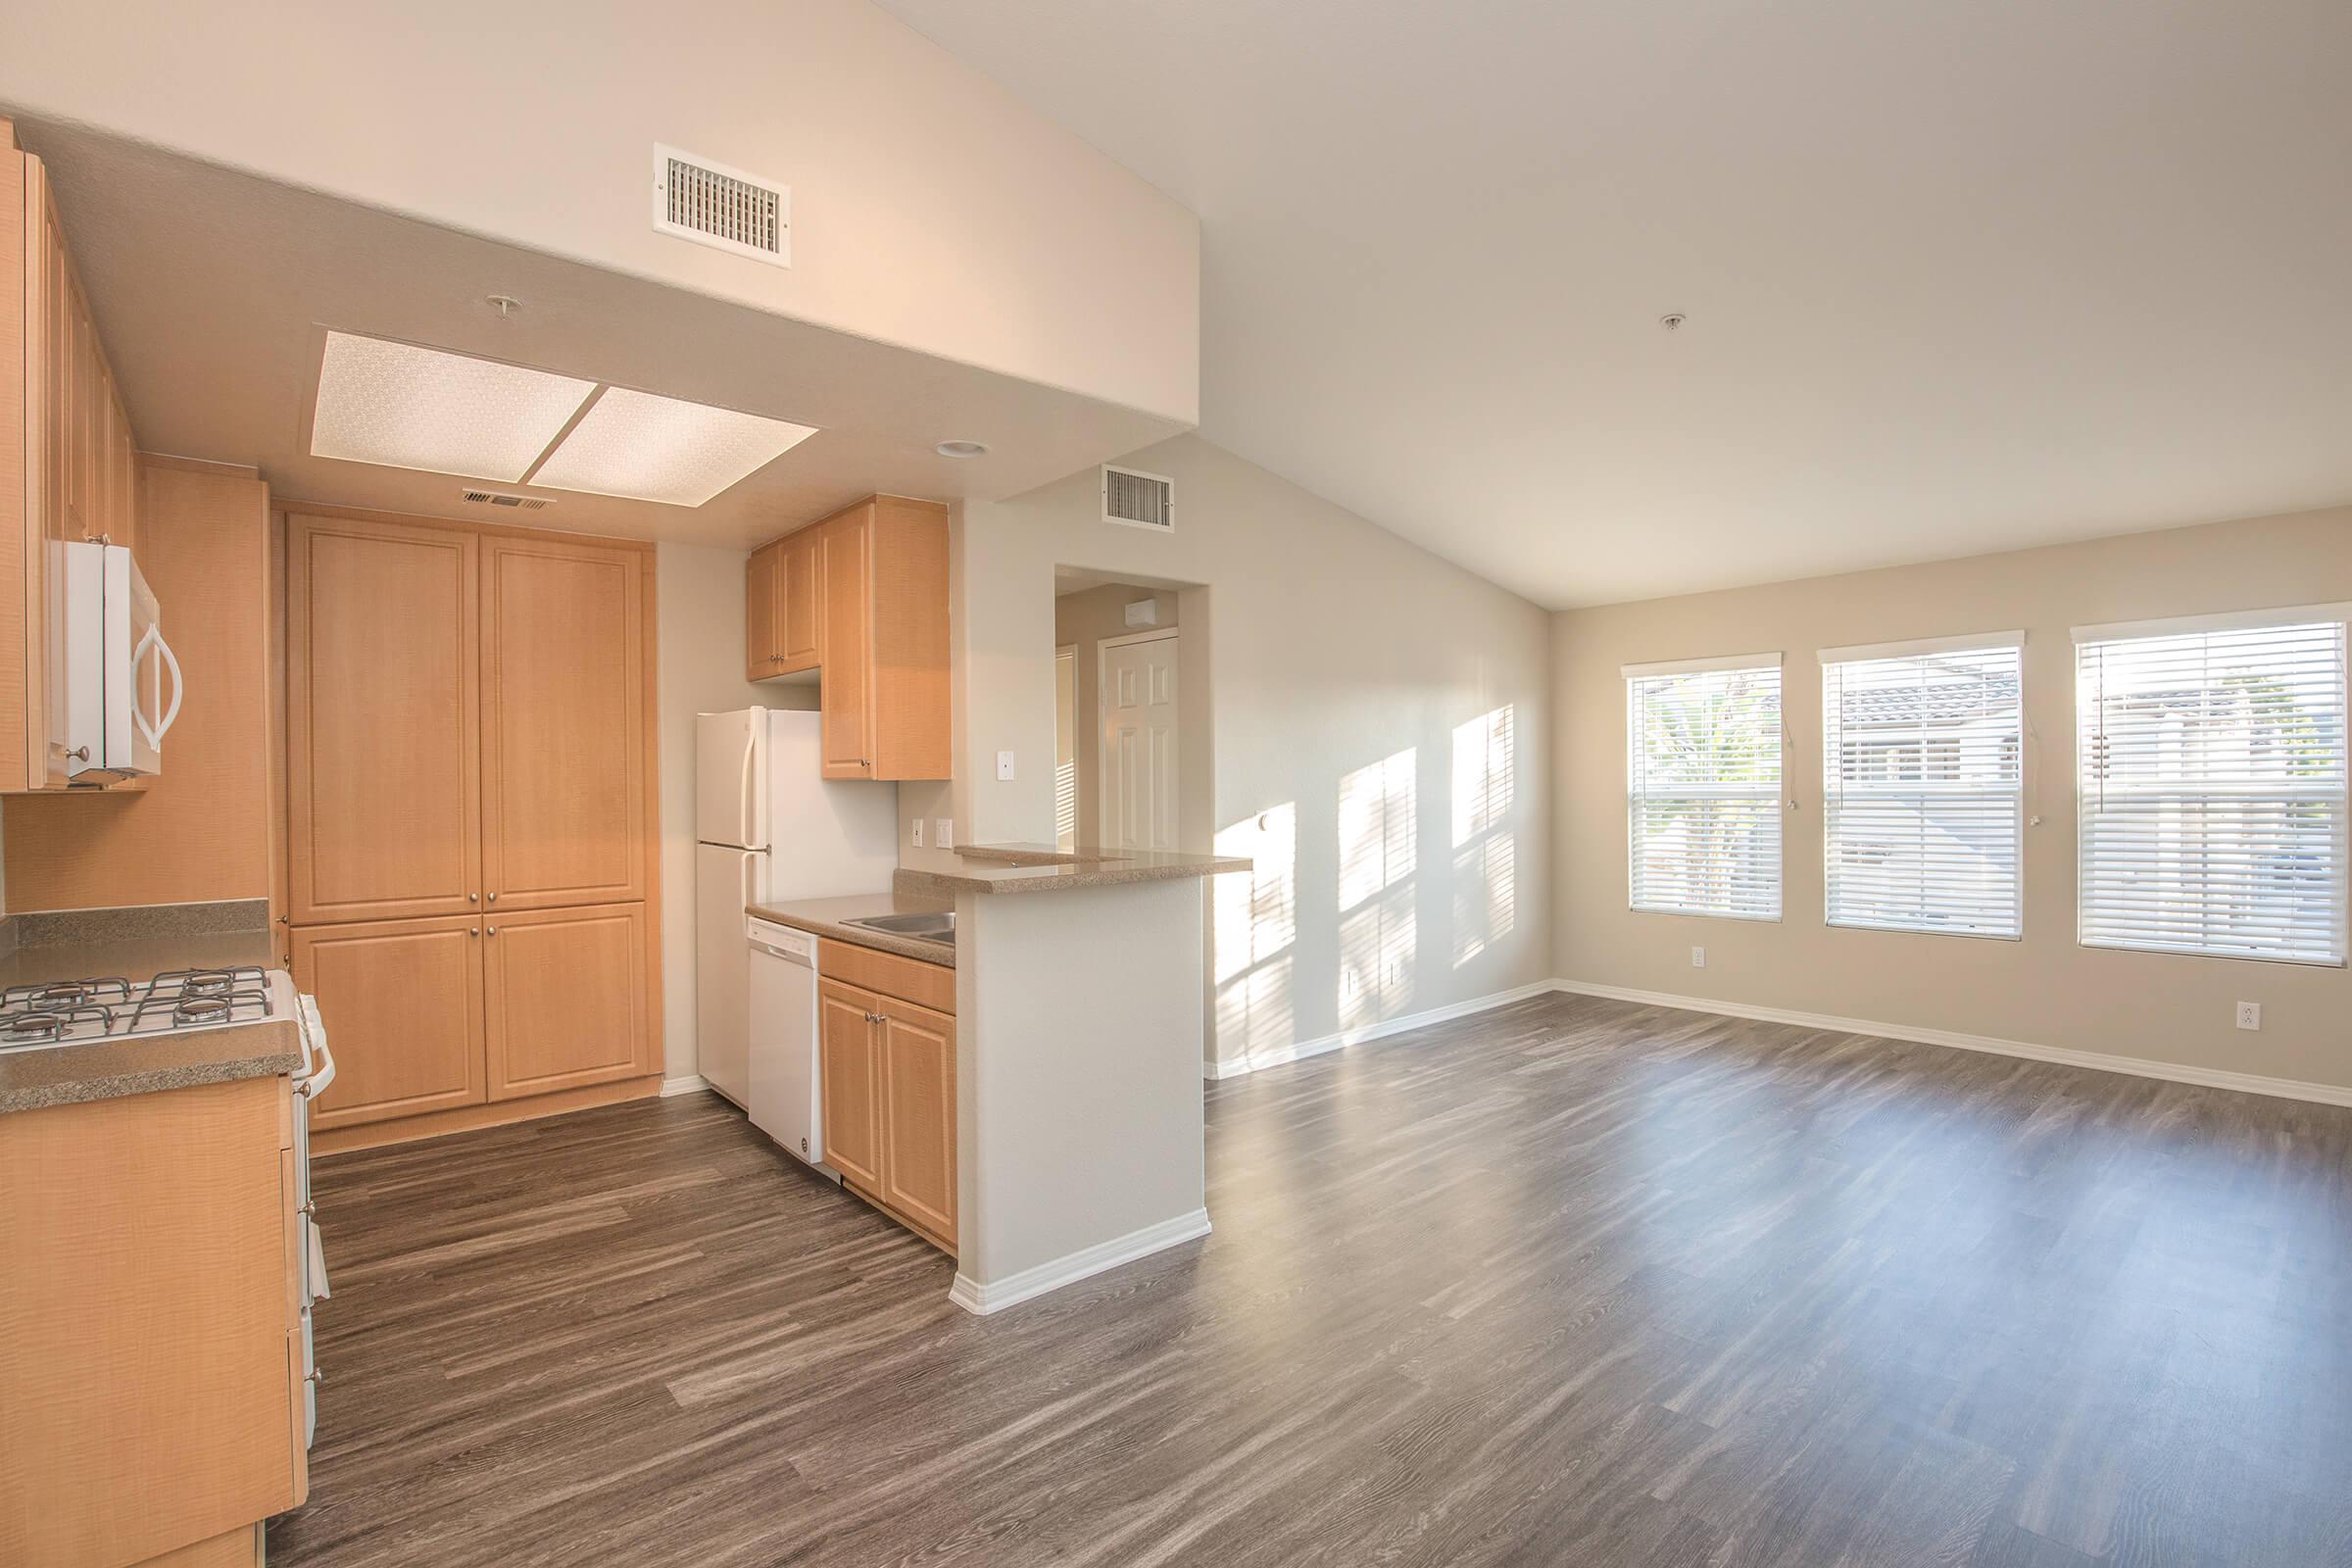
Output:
[841, 910, 956, 946]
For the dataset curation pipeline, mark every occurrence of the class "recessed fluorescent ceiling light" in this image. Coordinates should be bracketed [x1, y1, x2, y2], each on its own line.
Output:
[527, 386, 817, 507]
[311, 331, 596, 482]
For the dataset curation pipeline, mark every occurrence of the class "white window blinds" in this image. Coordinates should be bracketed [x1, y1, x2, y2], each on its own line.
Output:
[2076, 612, 2348, 965]
[1626, 658, 1783, 919]
[1821, 637, 2023, 938]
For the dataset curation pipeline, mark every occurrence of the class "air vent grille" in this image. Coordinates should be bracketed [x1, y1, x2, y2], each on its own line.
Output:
[1102, 466, 1175, 532]
[653, 144, 790, 267]
[459, 488, 552, 512]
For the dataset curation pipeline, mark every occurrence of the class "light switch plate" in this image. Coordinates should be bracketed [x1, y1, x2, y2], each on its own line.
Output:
[910, 817, 924, 848]
[935, 818, 954, 851]
[997, 750, 1015, 781]
[1691, 946, 1706, 968]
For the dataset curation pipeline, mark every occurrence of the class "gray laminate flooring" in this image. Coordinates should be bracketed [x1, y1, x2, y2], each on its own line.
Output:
[270, 993, 2352, 1566]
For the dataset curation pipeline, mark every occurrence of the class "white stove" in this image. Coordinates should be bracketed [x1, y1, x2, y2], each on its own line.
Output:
[0, 965, 288, 1049]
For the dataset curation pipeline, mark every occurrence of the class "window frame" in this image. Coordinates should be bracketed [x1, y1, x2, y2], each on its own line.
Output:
[1623, 652, 1786, 923]
[1818, 632, 2026, 942]
[2073, 604, 2351, 968]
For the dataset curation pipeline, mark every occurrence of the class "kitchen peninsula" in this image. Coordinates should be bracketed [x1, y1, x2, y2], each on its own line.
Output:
[760, 844, 1247, 1314]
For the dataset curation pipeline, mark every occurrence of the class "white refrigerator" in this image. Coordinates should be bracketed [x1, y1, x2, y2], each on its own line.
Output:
[696, 709, 899, 1107]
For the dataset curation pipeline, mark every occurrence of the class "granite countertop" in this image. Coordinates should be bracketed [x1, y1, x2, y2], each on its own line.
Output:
[748, 891, 957, 967]
[893, 844, 1251, 897]
[0, 1014, 304, 1115]
[0, 927, 280, 991]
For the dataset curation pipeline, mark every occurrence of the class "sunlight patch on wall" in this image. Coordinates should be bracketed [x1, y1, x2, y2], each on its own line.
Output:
[1215, 804, 1298, 1063]
[1451, 706, 1515, 848]
[1452, 833, 1517, 967]
[1451, 707, 1518, 968]
[1338, 748, 1419, 1029]
[1339, 749, 1417, 909]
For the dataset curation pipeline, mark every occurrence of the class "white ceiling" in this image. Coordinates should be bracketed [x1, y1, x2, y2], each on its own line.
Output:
[876, 0, 2352, 608]
[19, 121, 1183, 548]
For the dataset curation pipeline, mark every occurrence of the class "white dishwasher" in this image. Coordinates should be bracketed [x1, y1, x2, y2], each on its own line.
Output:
[746, 916, 836, 1178]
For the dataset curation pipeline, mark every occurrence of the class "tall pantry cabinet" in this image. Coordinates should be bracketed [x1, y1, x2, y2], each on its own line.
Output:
[283, 510, 660, 1146]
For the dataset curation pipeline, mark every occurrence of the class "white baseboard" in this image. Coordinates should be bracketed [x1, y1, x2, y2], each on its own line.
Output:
[949, 1207, 1212, 1316]
[660, 1074, 711, 1098]
[1551, 979, 2352, 1109]
[1204, 980, 1560, 1081]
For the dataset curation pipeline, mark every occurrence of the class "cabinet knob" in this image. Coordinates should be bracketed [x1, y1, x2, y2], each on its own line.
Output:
[488, 893, 498, 904]
[67, 746, 90, 762]
[487, 926, 499, 937]
[468, 893, 478, 904]
[469, 927, 479, 937]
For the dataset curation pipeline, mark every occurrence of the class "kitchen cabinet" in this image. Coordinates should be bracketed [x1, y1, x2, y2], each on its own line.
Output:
[3, 123, 144, 792]
[0, 1074, 305, 1566]
[290, 915, 487, 1131]
[285, 513, 482, 923]
[483, 903, 652, 1100]
[743, 525, 822, 680]
[817, 978, 883, 1189]
[815, 941, 956, 1250]
[284, 505, 662, 1145]
[745, 495, 949, 781]
[480, 534, 648, 910]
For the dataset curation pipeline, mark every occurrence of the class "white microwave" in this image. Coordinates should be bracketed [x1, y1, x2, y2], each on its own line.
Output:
[58, 540, 181, 780]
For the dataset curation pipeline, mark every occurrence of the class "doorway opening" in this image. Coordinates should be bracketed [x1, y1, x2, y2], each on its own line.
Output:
[1053, 571, 1200, 854]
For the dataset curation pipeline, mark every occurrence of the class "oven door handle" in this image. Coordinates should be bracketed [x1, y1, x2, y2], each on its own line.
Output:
[295, 996, 336, 1099]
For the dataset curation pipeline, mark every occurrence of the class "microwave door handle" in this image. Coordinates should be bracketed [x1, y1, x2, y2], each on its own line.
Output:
[131, 626, 185, 749]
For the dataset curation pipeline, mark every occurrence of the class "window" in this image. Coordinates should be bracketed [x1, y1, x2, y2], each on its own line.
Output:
[1821, 634, 2024, 938]
[1626, 655, 1783, 919]
[2076, 608, 2349, 965]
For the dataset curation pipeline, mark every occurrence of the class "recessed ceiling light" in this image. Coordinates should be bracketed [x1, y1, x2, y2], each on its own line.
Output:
[527, 386, 818, 508]
[312, 331, 595, 482]
[936, 439, 988, 459]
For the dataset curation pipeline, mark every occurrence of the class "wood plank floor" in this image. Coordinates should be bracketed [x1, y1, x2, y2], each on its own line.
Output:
[270, 993, 2352, 1566]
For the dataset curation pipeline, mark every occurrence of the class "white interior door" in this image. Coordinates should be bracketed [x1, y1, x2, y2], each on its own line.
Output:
[1101, 629, 1179, 852]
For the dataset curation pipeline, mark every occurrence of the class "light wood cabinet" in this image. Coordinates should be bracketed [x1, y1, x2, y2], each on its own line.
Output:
[0, 1075, 303, 1566]
[744, 526, 823, 679]
[483, 903, 652, 1100]
[480, 535, 649, 910]
[3, 125, 144, 792]
[745, 495, 949, 781]
[290, 915, 487, 1131]
[285, 514, 482, 923]
[284, 505, 662, 1144]
[816, 950, 956, 1250]
[818, 978, 883, 1188]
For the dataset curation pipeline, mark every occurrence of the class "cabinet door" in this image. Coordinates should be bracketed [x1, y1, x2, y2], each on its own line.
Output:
[817, 979, 882, 1187]
[480, 536, 649, 910]
[291, 916, 486, 1131]
[776, 524, 822, 672]
[819, 509, 873, 778]
[286, 514, 481, 923]
[878, 998, 956, 1245]
[482, 903, 650, 1101]
[745, 539, 781, 679]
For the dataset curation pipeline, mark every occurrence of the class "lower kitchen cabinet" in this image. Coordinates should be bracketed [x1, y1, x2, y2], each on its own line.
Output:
[290, 914, 486, 1132]
[291, 903, 652, 1137]
[483, 903, 651, 1101]
[817, 968, 956, 1250]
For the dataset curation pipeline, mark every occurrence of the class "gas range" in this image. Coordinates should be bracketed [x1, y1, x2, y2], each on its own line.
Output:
[0, 965, 291, 1051]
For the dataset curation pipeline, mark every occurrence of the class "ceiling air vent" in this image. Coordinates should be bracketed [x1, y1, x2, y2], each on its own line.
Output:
[459, 487, 553, 512]
[1102, 465, 1174, 532]
[652, 144, 790, 268]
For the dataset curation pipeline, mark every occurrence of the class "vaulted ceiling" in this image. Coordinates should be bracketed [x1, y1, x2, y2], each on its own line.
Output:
[878, 0, 2352, 607]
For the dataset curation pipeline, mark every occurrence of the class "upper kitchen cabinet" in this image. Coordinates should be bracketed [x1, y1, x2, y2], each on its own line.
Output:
[480, 534, 650, 910]
[748, 495, 950, 781]
[286, 513, 482, 924]
[2, 123, 144, 792]
[744, 523, 821, 680]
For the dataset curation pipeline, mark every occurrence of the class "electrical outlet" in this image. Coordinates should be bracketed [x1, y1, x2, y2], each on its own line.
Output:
[909, 817, 924, 849]
[1691, 946, 1706, 968]
[935, 818, 954, 851]
[997, 750, 1016, 781]
[2236, 1001, 2261, 1031]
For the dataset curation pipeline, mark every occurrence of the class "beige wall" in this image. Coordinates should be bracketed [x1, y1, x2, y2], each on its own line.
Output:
[930, 433, 1552, 1071]
[655, 540, 815, 1080]
[1054, 583, 1183, 849]
[1551, 505, 2352, 1094]
[0, 0, 1199, 423]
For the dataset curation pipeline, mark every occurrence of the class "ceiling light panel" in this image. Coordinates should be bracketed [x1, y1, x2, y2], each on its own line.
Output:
[311, 331, 596, 482]
[526, 387, 817, 507]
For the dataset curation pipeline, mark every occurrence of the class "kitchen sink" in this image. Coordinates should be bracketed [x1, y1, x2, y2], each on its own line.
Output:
[841, 910, 956, 946]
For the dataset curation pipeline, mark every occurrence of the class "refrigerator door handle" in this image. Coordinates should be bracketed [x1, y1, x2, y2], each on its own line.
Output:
[739, 727, 760, 846]
[741, 848, 759, 913]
